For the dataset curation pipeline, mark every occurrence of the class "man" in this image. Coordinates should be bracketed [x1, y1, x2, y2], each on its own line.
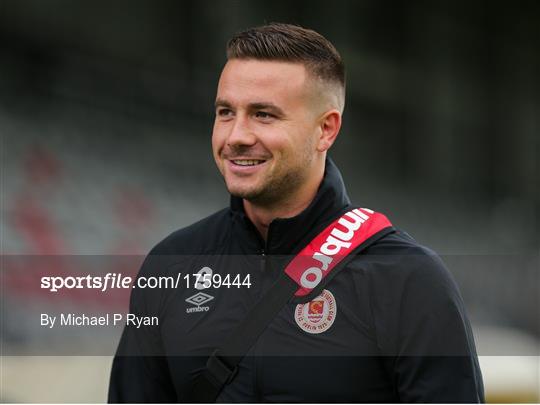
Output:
[109, 23, 484, 402]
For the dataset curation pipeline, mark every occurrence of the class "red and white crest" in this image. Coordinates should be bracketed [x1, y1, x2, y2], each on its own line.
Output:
[294, 289, 336, 334]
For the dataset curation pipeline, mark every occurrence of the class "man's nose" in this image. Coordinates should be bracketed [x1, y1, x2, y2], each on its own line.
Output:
[226, 114, 257, 147]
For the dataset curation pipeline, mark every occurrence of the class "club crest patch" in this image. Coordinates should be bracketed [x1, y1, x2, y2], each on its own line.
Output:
[294, 289, 336, 334]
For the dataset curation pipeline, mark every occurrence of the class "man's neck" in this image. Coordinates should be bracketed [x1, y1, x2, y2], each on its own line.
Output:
[243, 168, 324, 241]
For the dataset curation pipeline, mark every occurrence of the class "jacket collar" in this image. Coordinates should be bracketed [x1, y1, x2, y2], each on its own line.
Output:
[230, 158, 351, 255]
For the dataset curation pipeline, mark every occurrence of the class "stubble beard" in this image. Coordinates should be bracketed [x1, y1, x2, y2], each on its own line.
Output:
[225, 146, 315, 207]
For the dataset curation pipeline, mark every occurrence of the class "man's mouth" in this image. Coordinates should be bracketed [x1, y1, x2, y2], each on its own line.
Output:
[231, 159, 266, 166]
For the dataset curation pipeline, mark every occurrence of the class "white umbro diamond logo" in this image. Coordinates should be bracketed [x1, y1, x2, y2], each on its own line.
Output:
[185, 292, 214, 306]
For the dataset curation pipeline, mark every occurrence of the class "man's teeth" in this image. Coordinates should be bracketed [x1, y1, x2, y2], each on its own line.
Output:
[232, 160, 264, 166]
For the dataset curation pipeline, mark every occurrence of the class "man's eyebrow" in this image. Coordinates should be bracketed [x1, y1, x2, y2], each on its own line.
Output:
[215, 100, 286, 116]
[247, 102, 285, 116]
[215, 99, 232, 109]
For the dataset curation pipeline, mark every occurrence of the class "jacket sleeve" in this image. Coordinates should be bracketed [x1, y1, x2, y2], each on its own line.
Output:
[108, 254, 177, 403]
[371, 247, 485, 403]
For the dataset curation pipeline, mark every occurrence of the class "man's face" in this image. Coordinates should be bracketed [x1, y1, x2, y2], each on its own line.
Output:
[212, 59, 322, 205]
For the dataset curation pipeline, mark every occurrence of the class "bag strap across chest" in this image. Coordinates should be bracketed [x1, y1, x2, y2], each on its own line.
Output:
[185, 207, 394, 402]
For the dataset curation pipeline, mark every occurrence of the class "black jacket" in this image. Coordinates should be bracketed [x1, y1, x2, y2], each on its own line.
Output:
[109, 159, 484, 403]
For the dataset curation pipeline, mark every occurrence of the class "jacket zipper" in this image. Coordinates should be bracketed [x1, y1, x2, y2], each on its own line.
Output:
[260, 225, 272, 275]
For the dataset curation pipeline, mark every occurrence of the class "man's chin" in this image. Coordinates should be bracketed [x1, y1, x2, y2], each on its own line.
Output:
[226, 184, 262, 201]
[228, 187, 285, 207]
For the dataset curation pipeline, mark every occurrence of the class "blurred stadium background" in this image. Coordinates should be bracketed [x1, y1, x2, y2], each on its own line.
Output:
[1, 0, 538, 402]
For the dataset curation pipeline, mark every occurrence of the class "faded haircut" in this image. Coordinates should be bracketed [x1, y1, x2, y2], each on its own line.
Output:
[226, 23, 345, 109]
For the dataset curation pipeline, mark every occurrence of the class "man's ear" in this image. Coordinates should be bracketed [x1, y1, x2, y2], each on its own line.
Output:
[316, 109, 342, 152]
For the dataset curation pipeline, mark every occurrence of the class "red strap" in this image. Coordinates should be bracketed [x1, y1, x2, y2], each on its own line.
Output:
[285, 208, 392, 297]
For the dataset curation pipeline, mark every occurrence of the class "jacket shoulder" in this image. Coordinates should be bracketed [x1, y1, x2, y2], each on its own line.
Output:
[368, 228, 437, 256]
[359, 228, 454, 284]
[149, 208, 231, 255]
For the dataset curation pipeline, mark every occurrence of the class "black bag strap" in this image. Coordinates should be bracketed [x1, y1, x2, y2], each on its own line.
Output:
[185, 208, 394, 402]
[185, 273, 298, 402]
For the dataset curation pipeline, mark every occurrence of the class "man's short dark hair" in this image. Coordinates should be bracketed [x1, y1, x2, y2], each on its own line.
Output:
[226, 23, 345, 92]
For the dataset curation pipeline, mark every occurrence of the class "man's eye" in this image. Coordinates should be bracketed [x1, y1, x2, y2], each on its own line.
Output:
[217, 109, 233, 117]
[255, 111, 274, 119]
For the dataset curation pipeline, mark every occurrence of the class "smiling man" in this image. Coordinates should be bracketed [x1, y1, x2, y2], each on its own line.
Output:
[212, 56, 341, 238]
[109, 23, 484, 403]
